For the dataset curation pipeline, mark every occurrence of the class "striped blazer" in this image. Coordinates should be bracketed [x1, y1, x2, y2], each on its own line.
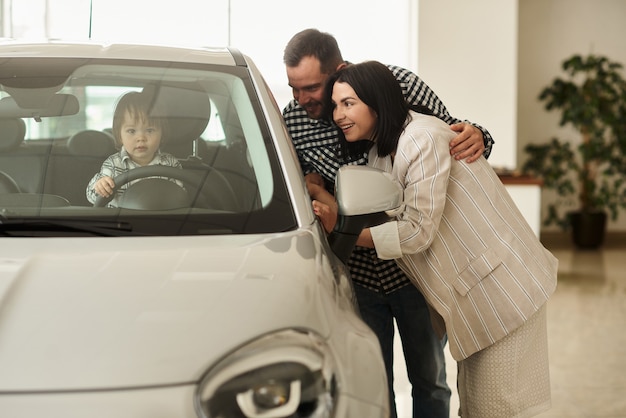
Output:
[369, 111, 558, 361]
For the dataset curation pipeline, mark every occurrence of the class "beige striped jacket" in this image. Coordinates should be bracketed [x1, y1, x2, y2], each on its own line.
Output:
[369, 111, 558, 361]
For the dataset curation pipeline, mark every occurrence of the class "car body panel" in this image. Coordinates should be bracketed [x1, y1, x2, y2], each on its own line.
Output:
[1, 232, 329, 389]
[0, 40, 238, 66]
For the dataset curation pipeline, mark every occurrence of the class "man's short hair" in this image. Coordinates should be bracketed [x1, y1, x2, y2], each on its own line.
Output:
[283, 28, 344, 74]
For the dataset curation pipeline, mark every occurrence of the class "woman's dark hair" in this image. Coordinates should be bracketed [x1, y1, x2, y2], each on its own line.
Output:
[323, 60, 434, 159]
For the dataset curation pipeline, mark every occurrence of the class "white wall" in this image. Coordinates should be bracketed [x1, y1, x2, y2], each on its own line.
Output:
[89, 0, 415, 111]
[518, 0, 626, 232]
[417, 0, 518, 170]
[226, 0, 415, 110]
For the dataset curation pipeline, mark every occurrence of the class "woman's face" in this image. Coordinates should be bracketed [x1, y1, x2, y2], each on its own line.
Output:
[120, 110, 162, 166]
[331, 81, 377, 142]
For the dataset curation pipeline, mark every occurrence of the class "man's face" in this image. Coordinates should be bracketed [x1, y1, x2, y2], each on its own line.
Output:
[286, 55, 330, 120]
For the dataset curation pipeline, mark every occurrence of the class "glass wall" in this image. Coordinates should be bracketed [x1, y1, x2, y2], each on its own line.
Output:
[0, 0, 413, 109]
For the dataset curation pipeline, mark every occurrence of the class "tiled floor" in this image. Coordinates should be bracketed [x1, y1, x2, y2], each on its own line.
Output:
[392, 235, 626, 418]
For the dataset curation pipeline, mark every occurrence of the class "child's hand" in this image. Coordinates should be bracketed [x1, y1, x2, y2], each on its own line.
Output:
[94, 176, 116, 197]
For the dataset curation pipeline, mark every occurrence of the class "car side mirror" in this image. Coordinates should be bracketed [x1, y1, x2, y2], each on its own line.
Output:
[328, 166, 403, 263]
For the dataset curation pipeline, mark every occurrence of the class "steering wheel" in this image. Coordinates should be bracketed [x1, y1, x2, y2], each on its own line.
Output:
[93, 165, 237, 210]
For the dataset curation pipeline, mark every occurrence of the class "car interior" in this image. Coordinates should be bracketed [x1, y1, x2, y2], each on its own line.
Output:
[0, 58, 298, 235]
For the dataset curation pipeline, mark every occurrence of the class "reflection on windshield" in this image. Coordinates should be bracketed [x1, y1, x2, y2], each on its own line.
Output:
[0, 59, 293, 236]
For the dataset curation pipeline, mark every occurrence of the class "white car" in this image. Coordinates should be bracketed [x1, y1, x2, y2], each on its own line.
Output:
[0, 41, 399, 418]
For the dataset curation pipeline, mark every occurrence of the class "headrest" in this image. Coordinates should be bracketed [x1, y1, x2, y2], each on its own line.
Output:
[67, 129, 117, 157]
[144, 85, 211, 147]
[0, 118, 26, 152]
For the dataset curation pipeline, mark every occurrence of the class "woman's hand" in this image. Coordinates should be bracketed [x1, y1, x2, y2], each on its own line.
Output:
[312, 199, 337, 234]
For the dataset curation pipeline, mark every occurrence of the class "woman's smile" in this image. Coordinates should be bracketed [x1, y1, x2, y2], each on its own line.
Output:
[331, 81, 377, 142]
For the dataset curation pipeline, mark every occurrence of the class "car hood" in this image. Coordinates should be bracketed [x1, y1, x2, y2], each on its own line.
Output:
[0, 231, 342, 391]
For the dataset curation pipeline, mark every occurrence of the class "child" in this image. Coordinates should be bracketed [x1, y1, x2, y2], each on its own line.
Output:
[86, 91, 182, 207]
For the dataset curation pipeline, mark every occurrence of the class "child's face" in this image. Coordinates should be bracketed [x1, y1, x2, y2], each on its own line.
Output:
[120, 110, 162, 166]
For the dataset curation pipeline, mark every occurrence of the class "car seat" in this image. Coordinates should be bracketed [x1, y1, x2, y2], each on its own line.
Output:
[143, 84, 239, 210]
[63, 129, 117, 205]
[0, 117, 26, 193]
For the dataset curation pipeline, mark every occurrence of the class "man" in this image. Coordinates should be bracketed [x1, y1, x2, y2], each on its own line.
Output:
[282, 28, 494, 418]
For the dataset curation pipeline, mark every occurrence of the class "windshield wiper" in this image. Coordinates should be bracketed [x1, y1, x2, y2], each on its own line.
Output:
[0, 217, 134, 237]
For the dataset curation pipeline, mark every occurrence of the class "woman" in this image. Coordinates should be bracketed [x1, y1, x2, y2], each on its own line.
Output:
[320, 61, 558, 418]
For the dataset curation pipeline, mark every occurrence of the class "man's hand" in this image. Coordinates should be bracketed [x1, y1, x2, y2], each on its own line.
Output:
[449, 122, 485, 163]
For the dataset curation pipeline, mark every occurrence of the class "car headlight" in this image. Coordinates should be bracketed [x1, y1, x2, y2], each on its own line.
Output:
[195, 329, 338, 418]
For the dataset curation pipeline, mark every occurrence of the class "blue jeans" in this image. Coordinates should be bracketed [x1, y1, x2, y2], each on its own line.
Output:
[354, 284, 451, 418]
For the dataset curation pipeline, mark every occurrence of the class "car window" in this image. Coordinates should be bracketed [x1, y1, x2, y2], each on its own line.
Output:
[0, 57, 296, 236]
[16, 86, 226, 143]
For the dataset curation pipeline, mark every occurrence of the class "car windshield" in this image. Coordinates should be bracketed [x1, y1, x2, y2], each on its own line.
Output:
[0, 56, 296, 236]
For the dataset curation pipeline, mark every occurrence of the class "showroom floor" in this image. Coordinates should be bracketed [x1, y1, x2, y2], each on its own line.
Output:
[392, 235, 626, 418]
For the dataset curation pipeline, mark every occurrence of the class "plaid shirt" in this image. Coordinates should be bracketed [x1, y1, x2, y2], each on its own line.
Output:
[283, 64, 494, 294]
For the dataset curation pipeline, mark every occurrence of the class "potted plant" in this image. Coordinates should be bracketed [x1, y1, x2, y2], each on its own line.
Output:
[522, 54, 626, 249]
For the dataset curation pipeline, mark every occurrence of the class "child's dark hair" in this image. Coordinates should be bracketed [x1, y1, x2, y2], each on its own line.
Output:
[112, 91, 168, 146]
[323, 61, 434, 161]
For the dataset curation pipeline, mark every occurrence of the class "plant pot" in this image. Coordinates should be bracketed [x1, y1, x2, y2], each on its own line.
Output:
[568, 210, 607, 249]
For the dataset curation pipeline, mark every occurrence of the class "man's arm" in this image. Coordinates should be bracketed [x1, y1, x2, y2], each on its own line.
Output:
[389, 65, 494, 162]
